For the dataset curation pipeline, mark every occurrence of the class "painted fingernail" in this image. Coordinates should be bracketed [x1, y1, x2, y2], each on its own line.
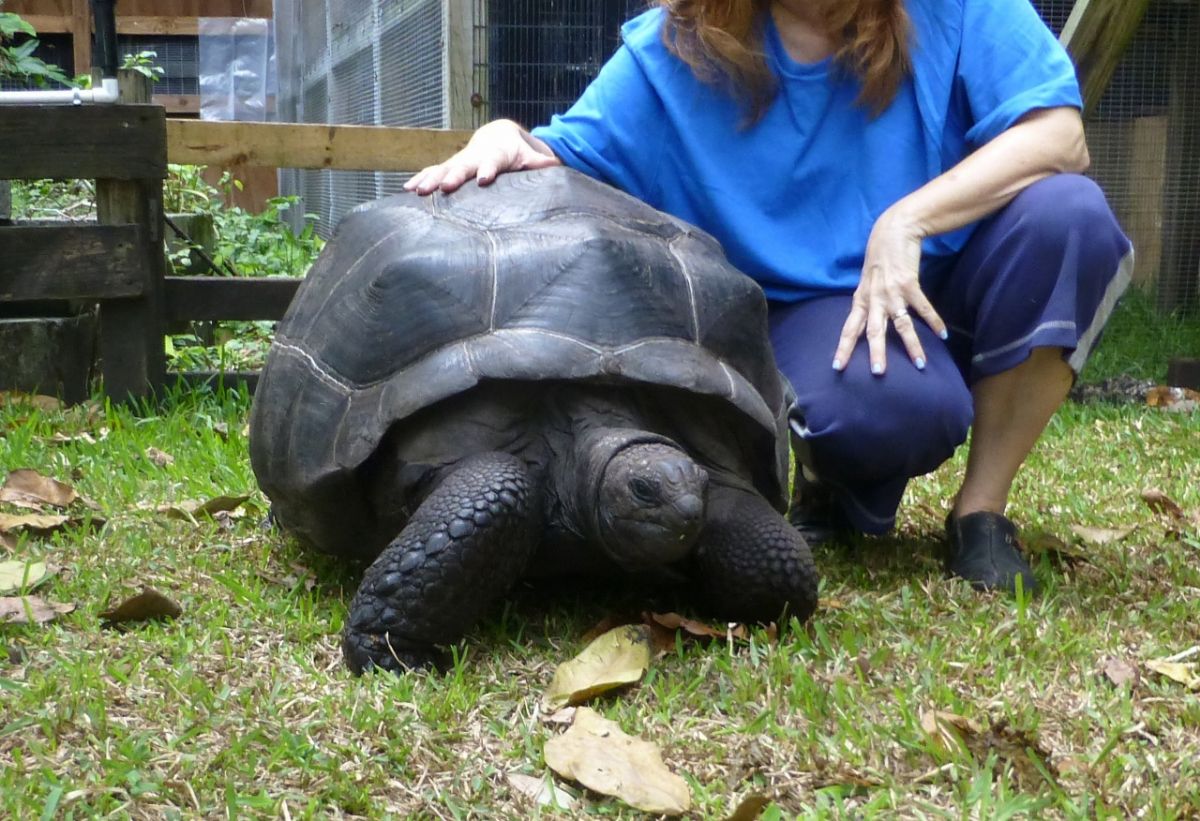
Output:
[871, 362, 884, 375]
[939, 329, 949, 340]
[915, 357, 926, 370]
[831, 358, 843, 371]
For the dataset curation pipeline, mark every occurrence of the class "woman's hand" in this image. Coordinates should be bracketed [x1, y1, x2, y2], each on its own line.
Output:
[832, 208, 947, 375]
[404, 119, 562, 195]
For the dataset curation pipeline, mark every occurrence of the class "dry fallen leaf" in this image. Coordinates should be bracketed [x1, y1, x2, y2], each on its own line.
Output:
[539, 707, 578, 726]
[1099, 656, 1139, 687]
[505, 773, 577, 810]
[99, 587, 183, 626]
[649, 611, 748, 641]
[0, 596, 75, 625]
[0, 470, 78, 509]
[0, 533, 16, 551]
[145, 447, 175, 467]
[724, 794, 772, 821]
[152, 494, 252, 524]
[1071, 525, 1135, 545]
[49, 431, 97, 445]
[1145, 385, 1200, 412]
[213, 422, 230, 440]
[544, 707, 691, 815]
[0, 392, 63, 412]
[1145, 659, 1200, 689]
[0, 513, 70, 535]
[543, 624, 652, 711]
[919, 708, 983, 755]
[0, 560, 56, 595]
[1023, 530, 1090, 565]
[1141, 489, 1199, 528]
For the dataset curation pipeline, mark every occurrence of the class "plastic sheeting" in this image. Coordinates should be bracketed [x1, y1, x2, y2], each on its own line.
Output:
[199, 17, 276, 121]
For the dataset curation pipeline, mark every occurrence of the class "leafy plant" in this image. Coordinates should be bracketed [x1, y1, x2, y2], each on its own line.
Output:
[0, 12, 71, 87]
[120, 49, 165, 81]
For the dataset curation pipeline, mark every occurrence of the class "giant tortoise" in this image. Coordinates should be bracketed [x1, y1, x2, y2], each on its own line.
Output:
[249, 166, 818, 674]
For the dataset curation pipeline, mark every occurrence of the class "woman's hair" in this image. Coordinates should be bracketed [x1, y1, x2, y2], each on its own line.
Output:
[657, 0, 912, 123]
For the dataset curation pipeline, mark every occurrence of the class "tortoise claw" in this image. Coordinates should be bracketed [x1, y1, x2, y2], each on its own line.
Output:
[342, 628, 444, 675]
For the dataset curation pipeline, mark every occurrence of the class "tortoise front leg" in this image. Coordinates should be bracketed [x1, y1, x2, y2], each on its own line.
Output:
[691, 484, 819, 626]
[343, 452, 538, 675]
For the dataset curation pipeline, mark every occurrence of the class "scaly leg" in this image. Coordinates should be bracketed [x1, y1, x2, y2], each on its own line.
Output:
[343, 452, 538, 674]
[692, 484, 819, 625]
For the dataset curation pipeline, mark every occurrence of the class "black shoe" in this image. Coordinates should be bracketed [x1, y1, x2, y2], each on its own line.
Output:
[787, 469, 852, 546]
[943, 511, 1039, 595]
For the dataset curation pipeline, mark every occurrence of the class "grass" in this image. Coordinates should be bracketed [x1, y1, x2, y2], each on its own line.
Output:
[2, 295, 1199, 819]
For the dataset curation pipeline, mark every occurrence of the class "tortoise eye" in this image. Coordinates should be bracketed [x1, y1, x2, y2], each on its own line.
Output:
[630, 478, 659, 503]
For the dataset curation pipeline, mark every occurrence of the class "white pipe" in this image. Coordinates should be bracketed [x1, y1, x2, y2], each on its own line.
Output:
[0, 77, 120, 106]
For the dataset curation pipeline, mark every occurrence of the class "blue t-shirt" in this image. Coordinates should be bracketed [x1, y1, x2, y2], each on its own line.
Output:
[531, 0, 1081, 302]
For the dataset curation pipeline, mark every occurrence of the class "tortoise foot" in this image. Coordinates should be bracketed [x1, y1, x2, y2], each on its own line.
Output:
[343, 628, 445, 675]
[342, 452, 538, 675]
[694, 485, 819, 625]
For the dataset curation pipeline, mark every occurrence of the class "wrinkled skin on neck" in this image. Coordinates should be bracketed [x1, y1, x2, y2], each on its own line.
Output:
[594, 441, 710, 570]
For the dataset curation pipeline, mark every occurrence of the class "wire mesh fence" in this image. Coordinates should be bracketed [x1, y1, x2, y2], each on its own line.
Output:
[270, 0, 1197, 320]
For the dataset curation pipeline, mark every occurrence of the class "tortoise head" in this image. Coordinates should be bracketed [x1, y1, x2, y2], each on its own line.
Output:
[595, 441, 709, 570]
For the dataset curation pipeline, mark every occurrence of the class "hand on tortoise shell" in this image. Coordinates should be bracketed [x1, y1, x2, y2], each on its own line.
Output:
[832, 210, 948, 375]
[404, 119, 562, 196]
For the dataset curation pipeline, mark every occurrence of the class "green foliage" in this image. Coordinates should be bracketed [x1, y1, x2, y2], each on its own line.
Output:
[120, 49, 165, 81]
[0, 11, 71, 87]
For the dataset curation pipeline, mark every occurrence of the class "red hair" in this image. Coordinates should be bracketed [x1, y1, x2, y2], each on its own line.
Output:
[657, 0, 912, 123]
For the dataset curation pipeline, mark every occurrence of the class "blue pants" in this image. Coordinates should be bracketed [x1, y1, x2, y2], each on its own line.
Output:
[767, 174, 1133, 533]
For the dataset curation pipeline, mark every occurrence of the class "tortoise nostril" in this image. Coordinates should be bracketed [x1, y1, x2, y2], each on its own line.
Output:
[673, 493, 704, 521]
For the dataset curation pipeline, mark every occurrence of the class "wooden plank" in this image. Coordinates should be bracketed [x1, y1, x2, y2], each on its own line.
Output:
[18, 15, 73, 34]
[1060, 0, 1152, 112]
[153, 93, 200, 115]
[164, 276, 300, 322]
[445, 0, 478, 129]
[0, 105, 167, 182]
[166, 119, 471, 172]
[71, 0, 90, 76]
[1167, 358, 1200, 390]
[1126, 115, 1167, 288]
[95, 72, 165, 402]
[0, 224, 146, 301]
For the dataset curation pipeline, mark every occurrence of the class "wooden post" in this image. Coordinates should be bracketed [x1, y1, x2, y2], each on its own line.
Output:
[445, 0, 478, 129]
[71, 0, 91, 75]
[94, 70, 167, 400]
[1060, 0, 1152, 112]
[1160, 3, 1200, 315]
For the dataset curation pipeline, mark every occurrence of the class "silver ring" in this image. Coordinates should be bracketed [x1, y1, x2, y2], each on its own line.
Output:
[891, 308, 909, 321]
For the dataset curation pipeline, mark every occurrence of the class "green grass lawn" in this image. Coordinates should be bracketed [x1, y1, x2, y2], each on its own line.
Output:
[2, 294, 1198, 819]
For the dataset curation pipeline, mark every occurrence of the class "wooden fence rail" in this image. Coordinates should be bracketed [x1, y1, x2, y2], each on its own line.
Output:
[0, 88, 471, 401]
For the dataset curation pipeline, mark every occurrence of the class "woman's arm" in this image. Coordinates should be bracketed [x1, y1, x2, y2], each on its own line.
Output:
[832, 106, 1089, 375]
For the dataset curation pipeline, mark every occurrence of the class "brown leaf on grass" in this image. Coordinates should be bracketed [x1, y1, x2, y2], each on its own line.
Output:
[649, 611, 749, 641]
[0, 392, 63, 412]
[1145, 385, 1200, 412]
[539, 707, 577, 726]
[1099, 656, 1140, 687]
[580, 614, 638, 644]
[0, 513, 70, 534]
[145, 447, 175, 467]
[1023, 530, 1090, 565]
[0, 533, 16, 551]
[0, 596, 75, 625]
[1071, 525, 1135, 545]
[99, 587, 183, 626]
[819, 597, 848, 610]
[212, 422, 230, 441]
[153, 494, 252, 524]
[1140, 489, 1199, 527]
[919, 708, 983, 755]
[0, 560, 56, 595]
[49, 431, 97, 446]
[1145, 659, 1200, 689]
[542, 624, 652, 711]
[724, 794, 772, 821]
[0, 470, 78, 509]
[544, 707, 691, 815]
[505, 773, 577, 810]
